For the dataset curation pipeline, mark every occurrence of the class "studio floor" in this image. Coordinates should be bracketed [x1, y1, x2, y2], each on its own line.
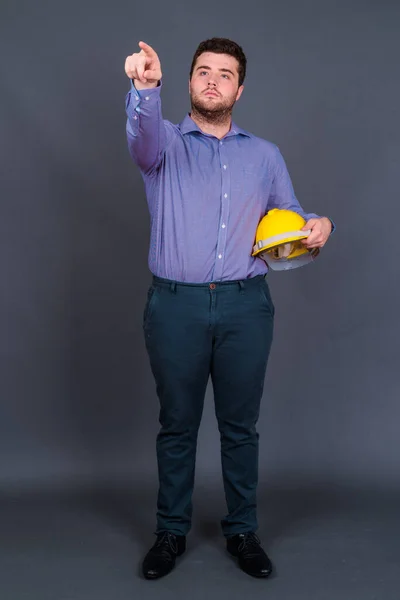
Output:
[2, 481, 399, 600]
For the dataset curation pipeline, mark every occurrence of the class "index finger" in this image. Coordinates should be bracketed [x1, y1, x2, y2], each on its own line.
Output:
[138, 41, 157, 58]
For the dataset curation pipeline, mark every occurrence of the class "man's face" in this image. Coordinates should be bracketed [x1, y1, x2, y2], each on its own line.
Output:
[189, 52, 244, 116]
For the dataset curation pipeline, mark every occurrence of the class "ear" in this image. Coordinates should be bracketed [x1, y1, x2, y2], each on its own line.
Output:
[236, 85, 244, 102]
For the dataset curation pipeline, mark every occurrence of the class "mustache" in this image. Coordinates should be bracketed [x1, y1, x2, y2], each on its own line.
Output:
[202, 88, 220, 96]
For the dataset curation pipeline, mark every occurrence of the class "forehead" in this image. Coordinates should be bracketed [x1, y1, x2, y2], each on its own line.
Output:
[193, 52, 239, 74]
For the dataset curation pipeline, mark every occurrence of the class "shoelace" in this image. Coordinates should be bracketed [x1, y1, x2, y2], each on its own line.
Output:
[237, 532, 262, 558]
[155, 532, 178, 559]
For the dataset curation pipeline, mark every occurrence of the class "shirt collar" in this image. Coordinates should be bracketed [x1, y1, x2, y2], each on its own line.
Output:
[179, 113, 251, 138]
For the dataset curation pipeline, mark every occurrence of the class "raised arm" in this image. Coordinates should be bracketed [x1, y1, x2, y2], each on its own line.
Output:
[124, 41, 174, 173]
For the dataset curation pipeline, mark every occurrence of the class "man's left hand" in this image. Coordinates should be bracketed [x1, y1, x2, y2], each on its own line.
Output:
[301, 217, 332, 249]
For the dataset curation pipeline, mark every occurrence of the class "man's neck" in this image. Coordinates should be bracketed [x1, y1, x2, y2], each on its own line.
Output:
[190, 110, 232, 140]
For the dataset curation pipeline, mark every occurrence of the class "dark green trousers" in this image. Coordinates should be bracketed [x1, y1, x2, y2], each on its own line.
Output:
[143, 274, 274, 537]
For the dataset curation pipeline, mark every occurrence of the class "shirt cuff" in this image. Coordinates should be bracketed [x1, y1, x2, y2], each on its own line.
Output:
[130, 78, 162, 96]
[328, 218, 336, 234]
[125, 79, 162, 119]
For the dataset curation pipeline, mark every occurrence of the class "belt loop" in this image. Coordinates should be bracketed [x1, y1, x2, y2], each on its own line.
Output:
[238, 280, 244, 293]
[170, 282, 177, 294]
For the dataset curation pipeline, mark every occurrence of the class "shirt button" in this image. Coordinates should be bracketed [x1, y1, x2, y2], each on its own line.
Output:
[218, 254, 222, 259]
[224, 193, 228, 198]
[219, 141, 223, 145]
[222, 224, 226, 228]
[135, 96, 139, 100]
[145, 96, 150, 101]
[223, 165, 227, 169]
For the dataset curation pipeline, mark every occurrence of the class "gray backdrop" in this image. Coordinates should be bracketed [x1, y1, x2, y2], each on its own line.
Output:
[1, 0, 400, 494]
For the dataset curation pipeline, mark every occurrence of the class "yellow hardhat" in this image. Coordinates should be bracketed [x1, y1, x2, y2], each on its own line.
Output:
[252, 208, 319, 271]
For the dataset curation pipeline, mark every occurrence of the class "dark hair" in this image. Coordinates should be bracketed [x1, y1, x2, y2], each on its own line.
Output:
[189, 38, 247, 87]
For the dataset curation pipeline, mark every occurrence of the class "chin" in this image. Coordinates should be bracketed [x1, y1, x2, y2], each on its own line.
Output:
[193, 98, 224, 113]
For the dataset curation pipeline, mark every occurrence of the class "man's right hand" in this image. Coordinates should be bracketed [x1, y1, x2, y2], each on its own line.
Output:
[125, 41, 162, 89]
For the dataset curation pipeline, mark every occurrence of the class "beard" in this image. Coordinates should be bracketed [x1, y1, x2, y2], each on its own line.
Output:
[190, 90, 237, 125]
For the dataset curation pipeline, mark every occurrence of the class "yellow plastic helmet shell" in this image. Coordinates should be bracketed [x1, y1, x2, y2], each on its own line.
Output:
[252, 209, 309, 256]
[252, 208, 320, 271]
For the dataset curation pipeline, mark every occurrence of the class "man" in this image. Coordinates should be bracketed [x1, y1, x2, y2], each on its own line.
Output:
[124, 38, 333, 579]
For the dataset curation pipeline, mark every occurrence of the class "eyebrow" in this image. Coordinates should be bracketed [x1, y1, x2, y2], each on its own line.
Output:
[195, 65, 236, 77]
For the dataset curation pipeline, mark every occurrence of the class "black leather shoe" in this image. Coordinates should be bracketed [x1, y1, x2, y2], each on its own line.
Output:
[142, 532, 186, 579]
[227, 532, 273, 578]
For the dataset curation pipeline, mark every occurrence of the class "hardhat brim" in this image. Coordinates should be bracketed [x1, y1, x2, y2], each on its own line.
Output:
[252, 229, 311, 256]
